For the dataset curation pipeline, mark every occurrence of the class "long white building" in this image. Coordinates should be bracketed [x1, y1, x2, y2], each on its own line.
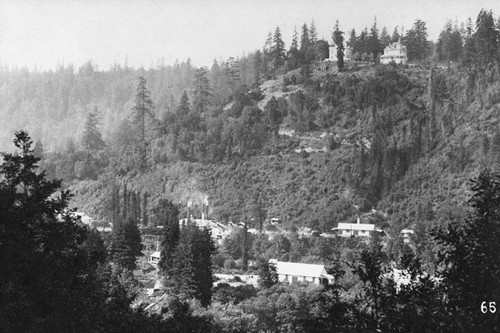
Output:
[269, 260, 334, 285]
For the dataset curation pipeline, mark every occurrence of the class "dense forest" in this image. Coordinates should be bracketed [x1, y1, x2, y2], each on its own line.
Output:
[2, 8, 500, 332]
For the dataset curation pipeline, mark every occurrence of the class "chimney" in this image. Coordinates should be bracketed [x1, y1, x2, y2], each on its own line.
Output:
[201, 203, 205, 221]
[357, 215, 360, 224]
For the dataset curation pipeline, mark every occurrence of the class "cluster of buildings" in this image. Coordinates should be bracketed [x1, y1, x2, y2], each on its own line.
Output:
[326, 39, 408, 65]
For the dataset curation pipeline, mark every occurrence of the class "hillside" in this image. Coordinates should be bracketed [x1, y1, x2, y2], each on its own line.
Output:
[63, 62, 500, 246]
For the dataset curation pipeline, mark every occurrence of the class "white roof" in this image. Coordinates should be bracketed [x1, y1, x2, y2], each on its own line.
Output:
[333, 223, 377, 231]
[273, 261, 329, 279]
[151, 251, 161, 258]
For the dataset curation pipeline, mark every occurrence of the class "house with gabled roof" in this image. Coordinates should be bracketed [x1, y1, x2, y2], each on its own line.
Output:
[380, 40, 408, 64]
[331, 220, 384, 238]
[269, 259, 334, 285]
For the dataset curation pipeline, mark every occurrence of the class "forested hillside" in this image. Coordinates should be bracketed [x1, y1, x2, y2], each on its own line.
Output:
[2, 11, 500, 238]
[3, 8, 500, 332]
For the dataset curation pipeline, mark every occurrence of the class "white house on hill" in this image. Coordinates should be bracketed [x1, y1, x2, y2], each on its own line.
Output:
[269, 260, 334, 285]
[332, 222, 383, 238]
[380, 40, 408, 64]
[327, 45, 352, 62]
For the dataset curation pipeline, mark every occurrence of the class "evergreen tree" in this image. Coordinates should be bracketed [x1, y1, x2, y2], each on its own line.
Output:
[122, 182, 128, 221]
[108, 217, 142, 271]
[142, 192, 149, 226]
[253, 49, 263, 83]
[156, 199, 180, 274]
[333, 20, 345, 71]
[300, 23, 310, 63]
[287, 26, 301, 70]
[132, 76, 155, 169]
[432, 170, 500, 331]
[391, 26, 401, 43]
[436, 20, 464, 63]
[309, 19, 318, 44]
[272, 26, 286, 71]
[404, 19, 430, 61]
[192, 68, 211, 119]
[473, 9, 499, 67]
[307, 19, 319, 61]
[379, 26, 390, 49]
[163, 222, 215, 307]
[348, 29, 357, 48]
[82, 107, 105, 153]
[33, 138, 44, 160]
[264, 96, 282, 135]
[132, 76, 154, 145]
[369, 17, 382, 60]
[258, 259, 278, 288]
[0, 131, 101, 330]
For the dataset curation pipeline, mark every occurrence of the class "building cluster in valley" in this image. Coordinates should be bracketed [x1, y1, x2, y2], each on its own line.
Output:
[74, 200, 414, 297]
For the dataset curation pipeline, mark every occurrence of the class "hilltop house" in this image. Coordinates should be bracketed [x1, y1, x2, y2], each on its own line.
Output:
[380, 40, 408, 64]
[269, 259, 335, 285]
[327, 45, 353, 62]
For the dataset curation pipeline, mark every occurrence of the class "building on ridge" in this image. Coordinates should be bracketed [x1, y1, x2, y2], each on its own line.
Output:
[327, 44, 353, 62]
[380, 39, 408, 64]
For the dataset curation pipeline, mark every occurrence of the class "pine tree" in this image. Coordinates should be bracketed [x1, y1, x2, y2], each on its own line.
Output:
[258, 259, 278, 288]
[473, 9, 499, 67]
[287, 26, 301, 70]
[253, 50, 263, 83]
[404, 19, 429, 61]
[132, 76, 155, 169]
[0, 131, 102, 330]
[132, 76, 154, 144]
[192, 68, 211, 119]
[379, 26, 390, 49]
[109, 218, 142, 271]
[436, 20, 464, 63]
[142, 192, 149, 226]
[272, 26, 286, 71]
[163, 222, 215, 307]
[333, 20, 345, 71]
[33, 138, 44, 160]
[300, 23, 310, 63]
[432, 170, 500, 331]
[82, 107, 105, 153]
[310, 19, 318, 44]
[391, 26, 401, 43]
[122, 182, 128, 221]
[369, 17, 381, 59]
[157, 199, 180, 274]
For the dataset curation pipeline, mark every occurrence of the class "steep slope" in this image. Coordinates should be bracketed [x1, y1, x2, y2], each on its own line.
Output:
[68, 63, 500, 237]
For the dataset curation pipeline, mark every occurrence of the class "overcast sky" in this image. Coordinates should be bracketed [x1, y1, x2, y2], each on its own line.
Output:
[1, 0, 499, 71]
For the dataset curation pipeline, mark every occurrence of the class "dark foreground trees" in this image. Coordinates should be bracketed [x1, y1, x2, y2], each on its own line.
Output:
[433, 170, 500, 331]
[0, 131, 169, 332]
[160, 218, 216, 307]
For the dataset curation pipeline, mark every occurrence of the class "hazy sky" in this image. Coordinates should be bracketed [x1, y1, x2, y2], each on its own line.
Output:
[1, 0, 499, 71]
